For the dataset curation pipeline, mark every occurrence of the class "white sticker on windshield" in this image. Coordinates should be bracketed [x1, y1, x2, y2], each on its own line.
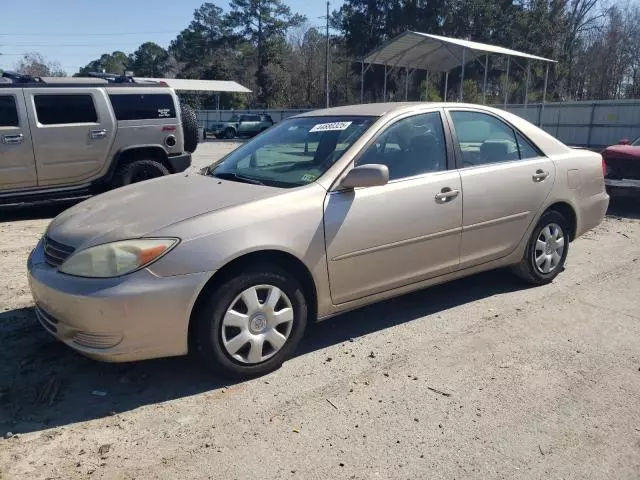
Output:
[309, 121, 352, 133]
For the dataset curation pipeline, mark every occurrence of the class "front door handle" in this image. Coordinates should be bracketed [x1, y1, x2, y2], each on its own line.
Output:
[532, 169, 549, 182]
[435, 187, 460, 203]
[90, 129, 107, 139]
[1, 134, 24, 145]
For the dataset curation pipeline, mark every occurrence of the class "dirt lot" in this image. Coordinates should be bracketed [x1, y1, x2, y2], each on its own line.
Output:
[1, 142, 640, 479]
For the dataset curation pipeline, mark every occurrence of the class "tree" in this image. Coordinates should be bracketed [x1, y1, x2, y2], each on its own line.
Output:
[226, 0, 306, 105]
[16, 53, 65, 77]
[78, 51, 129, 76]
[170, 3, 236, 75]
[128, 42, 169, 77]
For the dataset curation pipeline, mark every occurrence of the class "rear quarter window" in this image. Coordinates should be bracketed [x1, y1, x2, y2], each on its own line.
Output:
[109, 94, 176, 121]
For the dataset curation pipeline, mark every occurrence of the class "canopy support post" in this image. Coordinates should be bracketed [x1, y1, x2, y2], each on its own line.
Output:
[444, 71, 449, 101]
[360, 60, 364, 104]
[383, 64, 388, 102]
[425, 71, 429, 101]
[503, 56, 510, 109]
[483, 55, 489, 104]
[459, 47, 466, 102]
[216, 94, 220, 122]
[541, 63, 549, 128]
[405, 67, 409, 101]
[524, 60, 530, 110]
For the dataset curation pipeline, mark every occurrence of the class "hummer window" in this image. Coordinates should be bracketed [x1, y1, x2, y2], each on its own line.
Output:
[34, 94, 97, 125]
[109, 94, 176, 121]
[0, 96, 19, 127]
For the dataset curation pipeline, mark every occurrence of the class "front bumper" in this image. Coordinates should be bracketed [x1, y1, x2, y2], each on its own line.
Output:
[166, 153, 192, 173]
[27, 241, 209, 362]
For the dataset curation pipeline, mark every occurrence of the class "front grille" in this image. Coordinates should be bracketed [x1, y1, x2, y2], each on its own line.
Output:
[605, 158, 640, 180]
[43, 236, 75, 267]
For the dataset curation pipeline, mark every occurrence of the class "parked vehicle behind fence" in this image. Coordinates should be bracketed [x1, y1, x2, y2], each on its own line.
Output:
[205, 114, 274, 139]
[602, 136, 640, 198]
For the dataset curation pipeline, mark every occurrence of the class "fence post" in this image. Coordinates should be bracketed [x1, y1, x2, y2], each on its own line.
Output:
[586, 103, 596, 148]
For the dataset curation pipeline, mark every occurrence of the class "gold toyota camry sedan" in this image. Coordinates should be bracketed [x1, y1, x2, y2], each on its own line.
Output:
[28, 103, 609, 377]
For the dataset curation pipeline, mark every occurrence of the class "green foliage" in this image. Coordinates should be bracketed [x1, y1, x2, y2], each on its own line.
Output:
[71, 0, 640, 106]
[226, 0, 306, 105]
[78, 51, 128, 76]
[128, 42, 169, 77]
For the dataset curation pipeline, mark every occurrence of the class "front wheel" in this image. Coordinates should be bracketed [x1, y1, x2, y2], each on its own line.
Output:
[512, 210, 569, 285]
[223, 128, 236, 139]
[193, 265, 308, 378]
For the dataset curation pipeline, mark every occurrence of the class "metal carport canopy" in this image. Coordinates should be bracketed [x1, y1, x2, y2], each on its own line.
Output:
[364, 31, 555, 72]
[361, 31, 556, 110]
[134, 78, 251, 93]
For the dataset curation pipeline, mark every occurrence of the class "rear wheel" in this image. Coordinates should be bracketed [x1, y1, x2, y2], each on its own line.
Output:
[112, 159, 170, 188]
[193, 265, 308, 378]
[512, 210, 569, 285]
[223, 128, 236, 139]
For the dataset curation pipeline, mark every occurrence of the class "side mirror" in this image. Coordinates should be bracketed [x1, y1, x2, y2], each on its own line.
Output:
[619, 138, 631, 145]
[340, 164, 389, 189]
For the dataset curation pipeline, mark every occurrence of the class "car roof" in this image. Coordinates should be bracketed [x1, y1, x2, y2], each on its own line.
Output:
[294, 102, 516, 118]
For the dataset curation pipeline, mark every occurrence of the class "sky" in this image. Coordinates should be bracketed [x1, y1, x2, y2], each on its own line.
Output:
[0, 0, 342, 74]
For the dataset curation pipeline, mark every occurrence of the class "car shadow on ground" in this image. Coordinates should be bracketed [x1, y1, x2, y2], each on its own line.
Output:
[0, 268, 528, 436]
[607, 196, 640, 220]
[0, 203, 78, 223]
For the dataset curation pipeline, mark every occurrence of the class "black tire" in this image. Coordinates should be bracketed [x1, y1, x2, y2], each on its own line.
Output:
[512, 210, 570, 285]
[223, 127, 236, 139]
[193, 265, 308, 379]
[180, 103, 198, 153]
[112, 159, 170, 188]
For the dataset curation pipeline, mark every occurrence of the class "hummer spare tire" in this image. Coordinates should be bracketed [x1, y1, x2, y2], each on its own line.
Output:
[180, 103, 198, 153]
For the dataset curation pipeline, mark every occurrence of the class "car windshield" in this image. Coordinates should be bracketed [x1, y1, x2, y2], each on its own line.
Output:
[228, 115, 239, 122]
[632, 136, 640, 146]
[205, 116, 377, 188]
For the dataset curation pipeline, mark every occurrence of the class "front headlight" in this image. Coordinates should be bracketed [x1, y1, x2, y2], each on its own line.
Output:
[59, 238, 178, 278]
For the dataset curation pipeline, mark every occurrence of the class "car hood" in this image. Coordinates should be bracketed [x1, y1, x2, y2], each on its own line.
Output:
[602, 145, 640, 160]
[46, 173, 283, 250]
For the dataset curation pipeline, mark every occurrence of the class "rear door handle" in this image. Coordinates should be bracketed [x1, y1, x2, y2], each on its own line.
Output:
[435, 187, 460, 203]
[532, 169, 549, 182]
[90, 129, 107, 139]
[1, 134, 24, 145]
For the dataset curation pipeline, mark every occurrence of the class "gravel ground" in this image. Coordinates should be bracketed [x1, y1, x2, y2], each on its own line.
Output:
[1, 142, 639, 479]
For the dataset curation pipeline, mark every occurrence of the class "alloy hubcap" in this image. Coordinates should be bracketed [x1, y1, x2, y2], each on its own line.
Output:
[221, 285, 294, 364]
[534, 223, 565, 274]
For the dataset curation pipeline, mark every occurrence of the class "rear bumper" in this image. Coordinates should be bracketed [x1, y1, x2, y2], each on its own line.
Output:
[605, 178, 640, 197]
[166, 153, 192, 173]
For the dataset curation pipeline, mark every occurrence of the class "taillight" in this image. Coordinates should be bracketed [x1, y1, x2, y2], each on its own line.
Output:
[601, 158, 607, 177]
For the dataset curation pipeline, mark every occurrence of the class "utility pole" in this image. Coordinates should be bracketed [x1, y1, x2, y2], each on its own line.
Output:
[325, 1, 330, 108]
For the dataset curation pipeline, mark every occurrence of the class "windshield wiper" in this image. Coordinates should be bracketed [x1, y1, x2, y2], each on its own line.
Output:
[211, 171, 265, 186]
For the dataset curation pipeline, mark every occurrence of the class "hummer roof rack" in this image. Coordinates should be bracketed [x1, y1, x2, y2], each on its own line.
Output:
[0, 71, 165, 88]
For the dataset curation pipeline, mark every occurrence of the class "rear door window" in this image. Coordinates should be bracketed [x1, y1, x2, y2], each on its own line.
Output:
[109, 94, 176, 120]
[0, 95, 19, 127]
[34, 94, 97, 125]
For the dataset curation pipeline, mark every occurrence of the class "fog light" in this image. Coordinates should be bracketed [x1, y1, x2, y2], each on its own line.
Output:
[165, 135, 176, 147]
